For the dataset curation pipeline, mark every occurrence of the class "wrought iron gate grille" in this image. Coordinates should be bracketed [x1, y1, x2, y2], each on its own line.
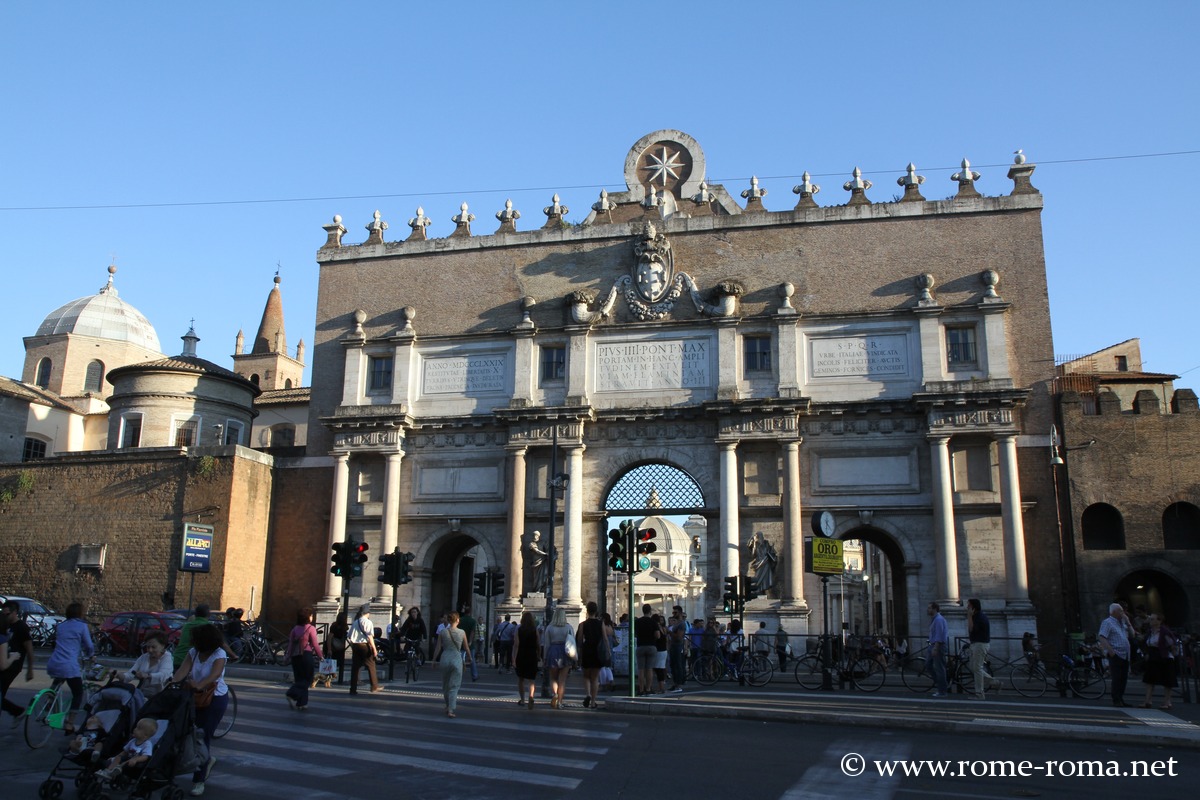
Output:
[605, 463, 704, 510]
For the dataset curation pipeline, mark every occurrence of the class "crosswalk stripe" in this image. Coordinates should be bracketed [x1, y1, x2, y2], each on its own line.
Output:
[219, 749, 357, 777]
[216, 727, 581, 790]
[231, 718, 600, 771]
[211, 772, 365, 800]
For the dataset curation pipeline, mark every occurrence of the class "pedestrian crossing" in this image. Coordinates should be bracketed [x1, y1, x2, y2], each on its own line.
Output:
[205, 681, 630, 795]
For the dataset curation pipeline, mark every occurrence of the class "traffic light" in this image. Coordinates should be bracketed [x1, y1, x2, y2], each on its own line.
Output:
[607, 528, 627, 571]
[742, 575, 759, 603]
[723, 575, 741, 617]
[331, 541, 351, 577]
[490, 570, 505, 597]
[636, 527, 658, 556]
[379, 552, 397, 585]
[474, 571, 490, 596]
[397, 552, 415, 585]
[351, 540, 369, 577]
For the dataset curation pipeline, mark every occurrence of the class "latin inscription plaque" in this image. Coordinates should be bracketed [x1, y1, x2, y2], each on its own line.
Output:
[594, 338, 713, 392]
[810, 334, 908, 378]
[422, 353, 509, 395]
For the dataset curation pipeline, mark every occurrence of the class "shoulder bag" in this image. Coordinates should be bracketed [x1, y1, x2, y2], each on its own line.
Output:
[564, 627, 578, 660]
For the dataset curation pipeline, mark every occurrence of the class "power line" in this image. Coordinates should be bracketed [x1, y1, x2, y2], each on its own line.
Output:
[2, 149, 1197, 213]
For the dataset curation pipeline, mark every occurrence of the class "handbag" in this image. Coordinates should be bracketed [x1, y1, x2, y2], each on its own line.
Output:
[318, 657, 337, 676]
[598, 629, 613, 667]
[193, 682, 216, 709]
[564, 630, 578, 661]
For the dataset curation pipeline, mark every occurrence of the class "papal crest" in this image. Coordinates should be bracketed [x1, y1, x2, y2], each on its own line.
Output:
[632, 222, 674, 303]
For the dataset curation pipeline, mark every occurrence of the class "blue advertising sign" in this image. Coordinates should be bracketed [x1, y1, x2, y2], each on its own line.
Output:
[181, 523, 214, 573]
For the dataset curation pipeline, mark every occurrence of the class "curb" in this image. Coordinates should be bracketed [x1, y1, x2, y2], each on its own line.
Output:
[602, 697, 1200, 751]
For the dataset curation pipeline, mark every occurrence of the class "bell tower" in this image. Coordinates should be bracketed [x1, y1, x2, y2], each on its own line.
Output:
[232, 274, 305, 389]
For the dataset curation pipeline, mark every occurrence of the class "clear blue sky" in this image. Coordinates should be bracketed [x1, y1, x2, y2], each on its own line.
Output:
[2, 2, 1197, 386]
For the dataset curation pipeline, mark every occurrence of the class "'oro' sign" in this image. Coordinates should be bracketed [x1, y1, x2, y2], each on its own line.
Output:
[807, 537, 844, 575]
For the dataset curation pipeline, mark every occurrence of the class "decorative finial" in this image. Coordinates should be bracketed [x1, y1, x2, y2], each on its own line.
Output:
[916, 273, 937, 307]
[951, 158, 982, 198]
[406, 206, 432, 241]
[642, 187, 661, 209]
[843, 167, 873, 205]
[981, 269, 1001, 301]
[365, 209, 389, 244]
[495, 198, 521, 233]
[1013, 149, 1026, 165]
[351, 308, 367, 339]
[792, 172, 821, 209]
[322, 214, 347, 248]
[542, 193, 569, 229]
[1007, 150, 1039, 195]
[897, 162, 927, 202]
[691, 181, 715, 205]
[741, 175, 767, 212]
[592, 188, 616, 213]
[450, 202, 475, 237]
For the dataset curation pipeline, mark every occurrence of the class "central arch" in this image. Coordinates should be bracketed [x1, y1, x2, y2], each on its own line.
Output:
[837, 525, 910, 642]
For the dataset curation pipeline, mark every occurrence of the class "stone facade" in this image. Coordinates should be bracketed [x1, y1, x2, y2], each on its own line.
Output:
[303, 131, 1055, 653]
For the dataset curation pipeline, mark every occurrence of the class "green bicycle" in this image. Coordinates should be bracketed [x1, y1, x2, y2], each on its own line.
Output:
[24, 666, 107, 749]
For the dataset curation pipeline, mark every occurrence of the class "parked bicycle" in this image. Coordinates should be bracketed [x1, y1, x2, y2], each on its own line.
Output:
[794, 636, 885, 692]
[1009, 645, 1105, 699]
[23, 662, 109, 749]
[693, 637, 773, 687]
[230, 622, 288, 665]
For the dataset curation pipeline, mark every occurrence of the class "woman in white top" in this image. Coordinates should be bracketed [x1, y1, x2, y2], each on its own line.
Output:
[171, 623, 228, 796]
[543, 607, 574, 709]
[122, 631, 173, 697]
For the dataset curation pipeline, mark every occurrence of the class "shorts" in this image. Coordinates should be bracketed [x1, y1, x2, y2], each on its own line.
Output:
[654, 650, 668, 670]
[636, 645, 658, 671]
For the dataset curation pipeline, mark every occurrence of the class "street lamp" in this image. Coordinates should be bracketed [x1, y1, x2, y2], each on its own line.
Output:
[541, 423, 569, 698]
[1049, 424, 1096, 636]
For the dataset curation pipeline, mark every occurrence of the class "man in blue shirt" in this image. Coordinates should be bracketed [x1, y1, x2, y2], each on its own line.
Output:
[927, 602, 949, 697]
[1098, 602, 1134, 707]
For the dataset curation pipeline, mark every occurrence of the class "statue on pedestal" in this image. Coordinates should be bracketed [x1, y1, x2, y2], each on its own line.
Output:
[524, 530, 551, 595]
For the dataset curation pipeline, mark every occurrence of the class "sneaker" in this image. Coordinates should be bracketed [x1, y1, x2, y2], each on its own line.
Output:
[670, 687, 684, 694]
[286, 696, 296, 710]
[931, 691, 947, 698]
[190, 783, 205, 797]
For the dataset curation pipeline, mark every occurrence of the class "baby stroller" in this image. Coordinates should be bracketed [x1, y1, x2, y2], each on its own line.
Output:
[82, 684, 208, 800]
[38, 680, 145, 799]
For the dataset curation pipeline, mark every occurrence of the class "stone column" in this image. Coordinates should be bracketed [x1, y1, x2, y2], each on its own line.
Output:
[997, 434, 1031, 604]
[928, 434, 959, 603]
[377, 451, 403, 599]
[505, 446, 528, 604]
[562, 445, 586, 606]
[782, 439, 807, 604]
[719, 441, 741, 579]
[324, 452, 351, 601]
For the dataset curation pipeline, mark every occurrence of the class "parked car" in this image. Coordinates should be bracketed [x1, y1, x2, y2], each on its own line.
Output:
[0, 594, 66, 646]
[97, 611, 187, 657]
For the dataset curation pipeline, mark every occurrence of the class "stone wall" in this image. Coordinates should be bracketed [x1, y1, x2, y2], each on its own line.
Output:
[0, 447, 272, 620]
[262, 460, 333, 624]
[1060, 388, 1200, 635]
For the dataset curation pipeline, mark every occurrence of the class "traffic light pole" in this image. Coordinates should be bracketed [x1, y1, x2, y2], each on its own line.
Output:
[388, 552, 399, 681]
[627, 546, 637, 698]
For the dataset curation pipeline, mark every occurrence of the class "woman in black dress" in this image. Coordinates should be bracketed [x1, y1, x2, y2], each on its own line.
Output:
[577, 601, 606, 708]
[512, 611, 541, 708]
[1140, 613, 1178, 710]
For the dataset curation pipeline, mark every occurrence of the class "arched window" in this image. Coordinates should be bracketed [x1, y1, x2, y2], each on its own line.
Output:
[1081, 503, 1125, 550]
[249, 373, 260, 387]
[284, 378, 293, 389]
[84, 360, 105, 393]
[1163, 502, 1200, 549]
[35, 358, 52, 388]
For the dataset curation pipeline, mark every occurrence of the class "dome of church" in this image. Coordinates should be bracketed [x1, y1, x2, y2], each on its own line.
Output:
[638, 515, 694, 554]
[35, 265, 161, 353]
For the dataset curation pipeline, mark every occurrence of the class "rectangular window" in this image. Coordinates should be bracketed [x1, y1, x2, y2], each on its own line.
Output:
[224, 421, 244, 446]
[1115, 355, 1128, 372]
[173, 418, 198, 448]
[540, 346, 566, 383]
[119, 415, 142, 449]
[744, 335, 772, 373]
[368, 356, 393, 393]
[22, 438, 47, 461]
[946, 326, 978, 368]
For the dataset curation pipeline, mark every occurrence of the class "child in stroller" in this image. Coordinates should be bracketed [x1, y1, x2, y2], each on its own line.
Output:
[97, 718, 160, 780]
[39, 682, 145, 799]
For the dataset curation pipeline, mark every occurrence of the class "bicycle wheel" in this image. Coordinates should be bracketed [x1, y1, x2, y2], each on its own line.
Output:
[901, 657, 934, 692]
[1067, 665, 1106, 700]
[851, 657, 886, 692]
[406, 653, 420, 683]
[693, 655, 724, 686]
[213, 686, 237, 739]
[24, 690, 60, 749]
[744, 654, 774, 687]
[793, 655, 823, 690]
[953, 661, 974, 696]
[1009, 664, 1048, 697]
